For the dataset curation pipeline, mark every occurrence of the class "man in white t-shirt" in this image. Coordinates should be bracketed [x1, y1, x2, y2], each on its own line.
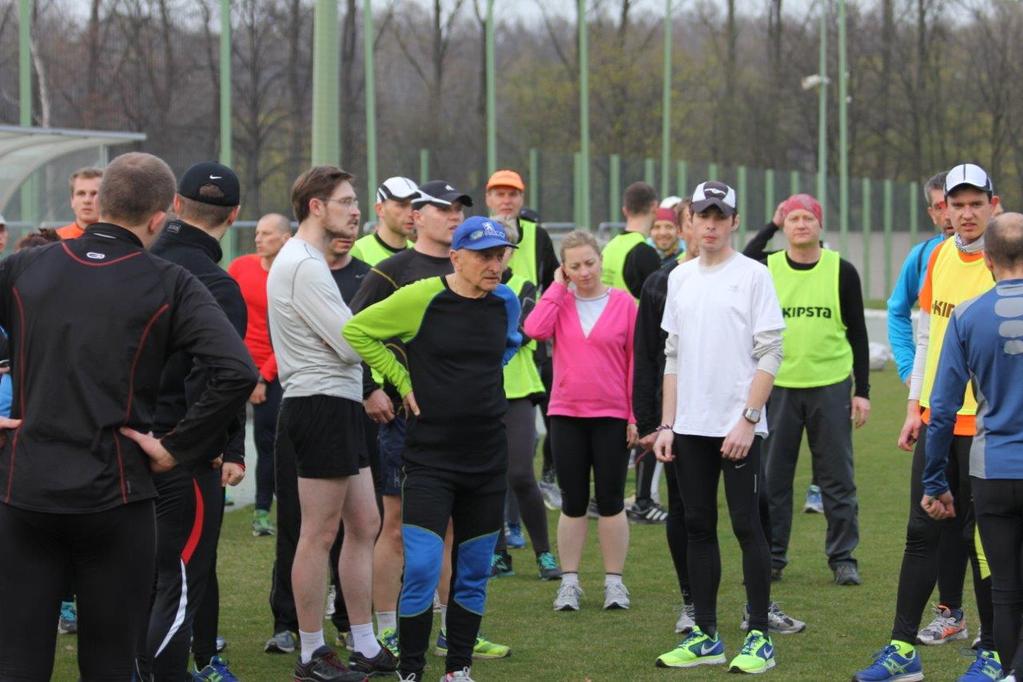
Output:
[652, 181, 785, 674]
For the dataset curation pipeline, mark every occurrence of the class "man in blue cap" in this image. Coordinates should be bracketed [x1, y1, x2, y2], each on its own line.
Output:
[345, 216, 521, 682]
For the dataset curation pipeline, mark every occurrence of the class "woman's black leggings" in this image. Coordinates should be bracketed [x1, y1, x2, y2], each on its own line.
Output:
[503, 398, 551, 553]
[550, 416, 629, 518]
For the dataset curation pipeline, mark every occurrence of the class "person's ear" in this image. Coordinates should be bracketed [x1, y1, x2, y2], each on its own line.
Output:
[227, 205, 241, 226]
[172, 194, 182, 214]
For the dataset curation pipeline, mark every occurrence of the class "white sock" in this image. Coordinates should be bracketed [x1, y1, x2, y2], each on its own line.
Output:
[299, 629, 325, 664]
[351, 622, 381, 658]
[605, 573, 623, 587]
[376, 610, 397, 633]
[440, 604, 448, 633]
[560, 572, 579, 588]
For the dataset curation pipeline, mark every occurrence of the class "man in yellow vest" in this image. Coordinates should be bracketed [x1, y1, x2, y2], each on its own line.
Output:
[350, 176, 419, 266]
[853, 163, 1000, 682]
[601, 181, 662, 300]
[760, 193, 870, 589]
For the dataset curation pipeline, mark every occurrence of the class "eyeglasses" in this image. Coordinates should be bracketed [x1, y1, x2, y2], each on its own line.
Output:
[324, 197, 359, 209]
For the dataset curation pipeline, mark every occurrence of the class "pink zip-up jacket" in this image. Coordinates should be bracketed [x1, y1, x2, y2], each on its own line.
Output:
[524, 282, 637, 422]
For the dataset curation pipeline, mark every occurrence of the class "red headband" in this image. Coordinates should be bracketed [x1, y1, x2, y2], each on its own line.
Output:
[779, 194, 823, 226]
[654, 207, 678, 225]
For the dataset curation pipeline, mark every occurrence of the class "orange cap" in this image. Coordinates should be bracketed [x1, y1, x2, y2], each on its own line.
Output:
[486, 169, 525, 192]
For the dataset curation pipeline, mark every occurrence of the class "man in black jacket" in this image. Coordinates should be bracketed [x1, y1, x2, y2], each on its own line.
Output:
[140, 162, 249, 681]
[0, 152, 256, 681]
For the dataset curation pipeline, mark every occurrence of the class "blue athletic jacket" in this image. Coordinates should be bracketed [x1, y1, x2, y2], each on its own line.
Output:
[924, 279, 1023, 496]
[887, 233, 945, 382]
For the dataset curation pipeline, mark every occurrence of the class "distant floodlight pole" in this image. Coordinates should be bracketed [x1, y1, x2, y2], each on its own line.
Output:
[578, 0, 590, 229]
[660, 0, 672, 197]
[838, 0, 849, 253]
[485, 0, 496, 175]
[364, 0, 378, 199]
[19, 0, 31, 127]
[817, 5, 827, 225]
[219, 0, 232, 166]
[312, 0, 340, 165]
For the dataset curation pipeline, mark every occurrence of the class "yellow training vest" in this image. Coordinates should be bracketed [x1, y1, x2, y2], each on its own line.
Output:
[506, 218, 539, 285]
[600, 231, 646, 301]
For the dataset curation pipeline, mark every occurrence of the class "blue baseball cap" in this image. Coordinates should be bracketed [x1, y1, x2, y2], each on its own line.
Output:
[451, 216, 517, 251]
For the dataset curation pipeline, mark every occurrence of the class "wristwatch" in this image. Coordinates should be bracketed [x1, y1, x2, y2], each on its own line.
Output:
[742, 407, 761, 424]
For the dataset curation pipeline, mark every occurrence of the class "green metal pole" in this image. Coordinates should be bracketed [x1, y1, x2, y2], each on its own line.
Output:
[884, 179, 893, 296]
[817, 7, 827, 225]
[485, 0, 496, 175]
[838, 0, 849, 254]
[790, 170, 800, 196]
[578, 0, 590, 229]
[862, 178, 871, 298]
[364, 0, 378, 201]
[528, 148, 539, 211]
[609, 154, 621, 223]
[19, 0, 31, 127]
[708, 163, 719, 182]
[419, 149, 429, 184]
[660, 0, 672, 197]
[909, 181, 919, 244]
[738, 165, 748, 244]
[219, 0, 232, 167]
[311, 0, 339, 165]
[676, 161, 688, 198]
[644, 158, 655, 188]
[764, 169, 776, 225]
[573, 152, 582, 227]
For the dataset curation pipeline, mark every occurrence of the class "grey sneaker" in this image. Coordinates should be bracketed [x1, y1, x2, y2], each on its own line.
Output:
[603, 582, 631, 610]
[264, 630, 297, 654]
[833, 563, 862, 586]
[326, 585, 336, 618]
[675, 602, 696, 634]
[553, 583, 583, 611]
[741, 602, 807, 634]
[440, 667, 475, 681]
[539, 478, 562, 511]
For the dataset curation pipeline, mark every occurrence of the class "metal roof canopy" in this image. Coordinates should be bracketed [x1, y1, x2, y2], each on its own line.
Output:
[0, 124, 146, 214]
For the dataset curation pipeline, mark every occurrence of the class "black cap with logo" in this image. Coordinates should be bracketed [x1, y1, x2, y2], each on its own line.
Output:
[178, 161, 241, 207]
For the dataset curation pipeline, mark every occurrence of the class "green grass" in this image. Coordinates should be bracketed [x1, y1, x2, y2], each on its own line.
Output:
[55, 369, 979, 680]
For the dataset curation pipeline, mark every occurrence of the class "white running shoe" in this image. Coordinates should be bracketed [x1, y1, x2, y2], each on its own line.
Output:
[603, 582, 631, 610]
[553, 583, 583, 611]
[741, 602, 807, 634]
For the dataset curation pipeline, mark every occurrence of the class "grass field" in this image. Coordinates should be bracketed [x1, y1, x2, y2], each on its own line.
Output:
[54, 369, 981, 681]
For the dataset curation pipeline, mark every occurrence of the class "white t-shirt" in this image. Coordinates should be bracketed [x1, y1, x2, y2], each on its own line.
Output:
[661, 252, 785, 437]
[575, 290, 610, 337]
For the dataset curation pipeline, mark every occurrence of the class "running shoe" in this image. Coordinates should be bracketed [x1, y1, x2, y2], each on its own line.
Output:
[380, 627, 399, 657]
[536, 551, 562, 580]
[654, 627, 726, 668]
[326, 585, 337, 618]
[264, 630, 297, 654]
[396, 674, 420, 682]
[603, 582, 631, 610]
[675, 602, 696, 634]
[917, 604, 968, 645]
[627, 500, 668, 524]
[960, 649, 1002, 681]
[293, 645, 367, 682]
[538, 476, 562, 511]
[505, 523, 526, 549]
[193, 655, 239, 682]
[348, 645, 398, 676]
[586, 498, 600, 519]
[215, 635, 227, 653]
[741, 602, 807, 635]
[252, 509, 275, 537]
[433, 631, 510, 659]
[1003, 673, 1018, 682]
[803, 484, 824, 514]
[553, 583, 582, 611]
[852, 641, 923, 682]
[58, 601, 77, 635]
[490, 551, 514, 577]
[440, 668, 475, 681]
[728, 629, 776, 674]
[834, 562, 862, 586]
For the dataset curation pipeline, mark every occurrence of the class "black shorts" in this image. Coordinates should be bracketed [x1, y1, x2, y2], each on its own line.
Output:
[276, 395, 368, 479]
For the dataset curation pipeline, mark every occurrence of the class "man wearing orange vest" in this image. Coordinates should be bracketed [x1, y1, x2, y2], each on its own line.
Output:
[853, 163, 1001, 682]
[56, 167, 103, 240]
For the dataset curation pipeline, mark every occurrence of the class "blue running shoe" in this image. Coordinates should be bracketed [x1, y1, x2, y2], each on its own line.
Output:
[193, 655, 240, 681]
[58, 601, 77, 635]
[959, 649, 1002, 681]
[853, 642, 923, 681]
[505, 523, 526, 549]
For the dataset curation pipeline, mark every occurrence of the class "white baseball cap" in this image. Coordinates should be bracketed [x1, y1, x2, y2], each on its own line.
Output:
[376, 177, 420, 204]
[945, 163, 993, 196]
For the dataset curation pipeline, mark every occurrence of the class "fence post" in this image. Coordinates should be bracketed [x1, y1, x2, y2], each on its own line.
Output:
[884, 179, 894, 297]
[862, 178, 872, 300]
[764, 169, 776, 226]
[419, 149, 429, 184]
[644, 157, 655, 188]
[609, 154, 621, 224]
[708, 162, 719, 182]
[676, 160, 688, 198]
[738, 165, 748, 244]
[574, 152, 583, 228]
[908, 181, 919, 246]
[789, 170, 800, 196]
[528, 148, 539, 213]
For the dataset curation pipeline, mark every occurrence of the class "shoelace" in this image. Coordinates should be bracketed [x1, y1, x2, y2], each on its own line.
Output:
[539, 553, 558, 569]
[741, 635, 765, 655]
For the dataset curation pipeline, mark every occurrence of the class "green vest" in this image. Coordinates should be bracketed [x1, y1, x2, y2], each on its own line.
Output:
[506, 218, 538, 285]
[600, 231, 646, 300]
[350, 233, 411, 266]
[768, 249, 853, 388]
[503, 274, 545, 400]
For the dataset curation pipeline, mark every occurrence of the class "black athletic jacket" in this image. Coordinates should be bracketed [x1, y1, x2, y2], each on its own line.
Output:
[151, 220, 248, 467]
[0, 224, 257, 513]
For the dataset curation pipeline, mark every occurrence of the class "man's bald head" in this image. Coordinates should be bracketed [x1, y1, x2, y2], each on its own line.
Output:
[257, 212, 292, 234]
[986, 212, 1023, 270]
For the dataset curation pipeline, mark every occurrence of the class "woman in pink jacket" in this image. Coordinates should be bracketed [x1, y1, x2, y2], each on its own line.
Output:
[524, 230, 638, 613]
